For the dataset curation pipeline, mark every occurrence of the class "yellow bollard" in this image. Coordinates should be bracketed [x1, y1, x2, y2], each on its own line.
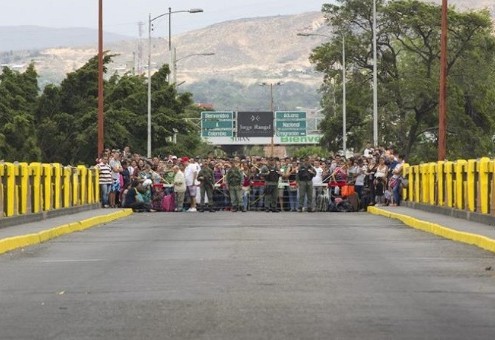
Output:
[478, 158, 490, 214]
[444, 161, 454, 208]
[419, 163, 429, 204]
[29, 163, 42, 213]
[18, 163, 29, 215]
[437, 161, 445, 207]
[466, 159, 476, 212]
[428, 162, 436, 205]
[455, 160, 467, 210]
[42, 164, 52, 211]
[77, 165, 88, 205]
[72, 167, 79, 206]
[52, 163, 62, 210]
[4, 163, 16, 217]
[63, 166, 72, 208]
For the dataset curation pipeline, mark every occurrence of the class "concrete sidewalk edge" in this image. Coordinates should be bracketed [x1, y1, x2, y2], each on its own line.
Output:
[368, 206, 495, 254]
[0, 209, 134, 255]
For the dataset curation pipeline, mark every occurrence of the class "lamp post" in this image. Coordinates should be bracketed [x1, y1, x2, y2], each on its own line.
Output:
[438, 0, 448, 160]
[172, 50, 215, 85]
[97, 0, 104, 157]
[260, 82, 283, 157]
[372, 0, 378, 148]
[297, 32, 346, 156]
[146, 8, 203, 158]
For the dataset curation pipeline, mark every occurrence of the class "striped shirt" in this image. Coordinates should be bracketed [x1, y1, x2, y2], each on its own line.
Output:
[97, 163, 113, 185]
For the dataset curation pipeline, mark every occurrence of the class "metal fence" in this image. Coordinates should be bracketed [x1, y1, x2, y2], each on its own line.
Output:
[0, 162, 99, 218]
[403, 158, 495, 215]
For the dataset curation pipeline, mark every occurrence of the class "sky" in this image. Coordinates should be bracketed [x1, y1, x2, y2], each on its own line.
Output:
[0, 0, 328, 37]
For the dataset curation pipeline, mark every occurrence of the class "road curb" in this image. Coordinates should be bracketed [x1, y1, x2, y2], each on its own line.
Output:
[368, 206, 495, 254]
[0, 209, 133, 255]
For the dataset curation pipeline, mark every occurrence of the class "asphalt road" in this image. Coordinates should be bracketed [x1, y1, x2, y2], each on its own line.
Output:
[1, 211, 495, 340]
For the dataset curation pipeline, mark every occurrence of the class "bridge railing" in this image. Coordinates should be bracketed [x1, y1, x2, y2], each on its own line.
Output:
[403, 158, 495, 215]
[0, 162, 99, 218]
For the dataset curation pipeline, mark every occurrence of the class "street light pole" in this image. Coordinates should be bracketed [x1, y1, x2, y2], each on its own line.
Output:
[146, 8, 203, 158]
[342, 36, 347, 158]
[372, 0, 378, 148]
[260, 82, 282, 157]
[438, 0, 448, 160]
[97, 0, 104, 157]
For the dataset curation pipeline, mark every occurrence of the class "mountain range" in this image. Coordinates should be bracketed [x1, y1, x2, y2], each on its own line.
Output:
[1, 0, 494, 110]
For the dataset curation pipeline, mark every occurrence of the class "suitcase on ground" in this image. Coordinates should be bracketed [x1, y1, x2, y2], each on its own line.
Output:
[161, 194, 176, 212]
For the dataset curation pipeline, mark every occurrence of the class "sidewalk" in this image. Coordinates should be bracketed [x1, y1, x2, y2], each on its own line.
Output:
[0, 208, 133, 255]
[369, 205, 495, 254]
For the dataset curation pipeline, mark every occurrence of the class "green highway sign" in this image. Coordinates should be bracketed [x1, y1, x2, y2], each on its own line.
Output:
[201, 111, 233, 120]
[201, 111, 234, 138]
[202, 130, 233, 137]
[276, 130, 307, 137]
[202, 120, 233, 130]
[275, 111, 306, 120]
[276, 121, 307, 129]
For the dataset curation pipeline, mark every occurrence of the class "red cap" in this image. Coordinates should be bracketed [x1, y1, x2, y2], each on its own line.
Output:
[181, 157, 189, 163]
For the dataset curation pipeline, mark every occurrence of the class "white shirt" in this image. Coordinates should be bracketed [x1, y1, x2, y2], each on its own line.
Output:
[312, 166, 323, 186]
[184, 163, 198, 186]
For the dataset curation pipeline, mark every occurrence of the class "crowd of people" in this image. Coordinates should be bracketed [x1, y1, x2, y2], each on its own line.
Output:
[95, 145, 406, 213]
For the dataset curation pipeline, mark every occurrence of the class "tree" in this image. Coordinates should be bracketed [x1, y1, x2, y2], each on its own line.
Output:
[310, 0, 495, 161]
[0, 64, 41, 161]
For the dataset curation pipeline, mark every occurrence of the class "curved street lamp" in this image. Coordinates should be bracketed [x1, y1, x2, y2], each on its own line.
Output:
[172, 52, 215, 84]
[146, 8, 203, 158]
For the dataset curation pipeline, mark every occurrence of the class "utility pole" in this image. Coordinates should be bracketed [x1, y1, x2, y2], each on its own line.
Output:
[97, 0, 104, 157]
[438, 0, 448, 160]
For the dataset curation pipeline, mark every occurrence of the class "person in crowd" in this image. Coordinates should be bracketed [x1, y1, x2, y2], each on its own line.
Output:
[173, 164, 186, 212]
[183, 157, 198, 212]
[277, 158, 289, 211]
[213, 161, 226, 211]
[260, 158, 282, 212]
[250, 161, 265, 211]
[109, 151, 123, 208]
[286, 161, 298, 212]
[123, 179, 153, 212]
[354, 158, 366, 200]
[96, 156, 112, 208]
[390, 154, 405, 206]
[312, 159, 324, 210]
[226, 160, 245, 212]
[297, 156, 316, 212]
[196, 159, 216, 212]
[241, 162, 251, 212]
[120, 160, 131, 206]
[128, 159, 137, 178]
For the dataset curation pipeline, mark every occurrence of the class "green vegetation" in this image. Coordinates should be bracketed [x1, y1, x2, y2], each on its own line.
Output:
[0, 54, 206, 164]
[311, 0, 495, 161]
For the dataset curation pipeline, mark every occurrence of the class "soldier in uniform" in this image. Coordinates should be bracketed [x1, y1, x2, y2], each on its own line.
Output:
[226, 160, 245, 212]
[260, 158, 283, 212]
[196, 160, 216, 212]
[297, 156, 316, 212]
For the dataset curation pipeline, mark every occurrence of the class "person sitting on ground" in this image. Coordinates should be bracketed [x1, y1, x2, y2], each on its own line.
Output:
[123, 179, 154, 212]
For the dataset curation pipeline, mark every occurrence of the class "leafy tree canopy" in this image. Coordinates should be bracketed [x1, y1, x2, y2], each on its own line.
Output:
[311, 0, 495, 161]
